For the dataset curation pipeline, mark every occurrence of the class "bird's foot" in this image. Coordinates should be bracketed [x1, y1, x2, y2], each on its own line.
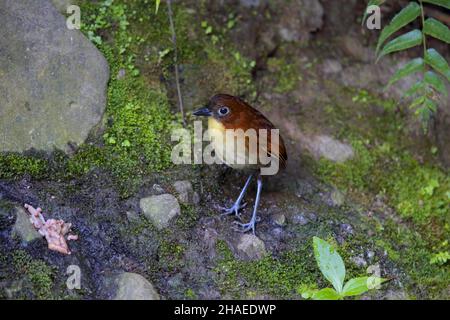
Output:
[233, 217, 257, 234]
[219, 202, 247, 219]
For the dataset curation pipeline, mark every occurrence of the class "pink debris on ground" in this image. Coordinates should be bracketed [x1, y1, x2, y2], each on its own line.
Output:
[24, 203, 78, 255]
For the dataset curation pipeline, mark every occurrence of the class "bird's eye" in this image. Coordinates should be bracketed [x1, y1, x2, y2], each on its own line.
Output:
[218, 106, 230, 116]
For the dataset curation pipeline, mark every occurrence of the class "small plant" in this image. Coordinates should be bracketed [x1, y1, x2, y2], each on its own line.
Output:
[430, 251, 450, 265]
[301, 237, 386, 300]
[363, 0, 450, 129]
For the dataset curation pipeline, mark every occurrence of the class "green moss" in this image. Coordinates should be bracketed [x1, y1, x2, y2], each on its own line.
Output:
[175, 204, 199, 230]
[12, 250, 55, 299]
[0, 154, 48, 180]
[267, 57, 301, 93]
[313, 89, 450, 298]
[316, 137, 449, 227]
[214, 240, 319, 298]
[158, 239, 185, 273]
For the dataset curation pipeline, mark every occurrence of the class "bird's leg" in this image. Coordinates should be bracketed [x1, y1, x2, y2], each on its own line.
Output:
[234, 175, 262, 234]
[220, 174, 253, 219]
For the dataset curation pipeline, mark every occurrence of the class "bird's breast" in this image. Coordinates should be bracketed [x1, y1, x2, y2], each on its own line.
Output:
[207, 118, 258, 170]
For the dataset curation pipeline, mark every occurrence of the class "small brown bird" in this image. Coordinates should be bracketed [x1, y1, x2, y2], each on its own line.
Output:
[193, 94, 287, 233]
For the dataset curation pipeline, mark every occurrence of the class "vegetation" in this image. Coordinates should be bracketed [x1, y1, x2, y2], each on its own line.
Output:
[301, 237, 386, 300]
[364, 0, 450, 128]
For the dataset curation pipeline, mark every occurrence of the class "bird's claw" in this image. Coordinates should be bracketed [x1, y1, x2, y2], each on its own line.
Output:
[219, 202, 247, 219]
[232, 219, 256, 235]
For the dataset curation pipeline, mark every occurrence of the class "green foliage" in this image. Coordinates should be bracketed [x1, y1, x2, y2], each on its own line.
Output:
[430, 251, 450, 265]
[422, 0, 450, 10]
[12, 251, 55, 299]
[302, 237, 386, 300]
[215, 240, 319, 298]
[364, 0, 450, 129]
[155, 0, 161, 14]
[0, 154, 48, 179]
[317, 137, 450, 226]
[267, 57, 301, 93]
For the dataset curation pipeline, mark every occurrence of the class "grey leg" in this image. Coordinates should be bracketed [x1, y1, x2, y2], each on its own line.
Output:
[220, 174, 253, 219]
[234, 175, 262, 234]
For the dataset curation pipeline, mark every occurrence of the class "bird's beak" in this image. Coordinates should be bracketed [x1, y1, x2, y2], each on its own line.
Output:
[193, 106, 212, 117]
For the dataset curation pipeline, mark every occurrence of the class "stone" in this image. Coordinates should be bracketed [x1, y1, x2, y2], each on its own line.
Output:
[114, 272, 160, 300]
[173, 180, 200, 205]
[351, 255, 367, 268]
[322, 59, 343, 74]
[12, 207, 41, 243]
[272, 213, 286, 226]
[340, 35, 375, 63]
[278, 0, 323, 42]
[125, 211, 140, 223]
[340, 223, 354, 236]
[239, 0, 264, 7]
[292, 214, 309, 226]
[140, 194, 180, 230]
[303, 134, 354, 162]
[0, 0, 109, 153]
[50, 0, 74, 13]
[237, 234, 266, 260]
[330, 189, 345, 207]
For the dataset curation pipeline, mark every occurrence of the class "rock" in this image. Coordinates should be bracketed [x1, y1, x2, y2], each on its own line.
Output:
[292, 214, 309, 226]
[239, 0, 264, 7]
[322, 59, 343, 74]
[303, 134, 354, 162]
[272, 213, 286, 226]
[236, 234, 266, 260]
[140, 194, 181, 230]
[114, 272, 160, 300]
[50, 0, 74, 13]
[152, 184, 165, 194]
[125, 211, 140, 223]
[278, 0, 323, 42]
[351, 255, 367, 268]
[0, 0, 109, 153]
[340, 35, 375, 63]
[173, 180, 200, 205]
[340, 223, 354, 236]
[12, 207, 41, 243]
[330, 189, 345, 207]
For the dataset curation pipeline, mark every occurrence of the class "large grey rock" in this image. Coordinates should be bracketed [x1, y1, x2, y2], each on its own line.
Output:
[0, 0, 109, 153]
[114, 273, 160, 300]
[12, 207, 41, 243]
[140, 194, 181, 230]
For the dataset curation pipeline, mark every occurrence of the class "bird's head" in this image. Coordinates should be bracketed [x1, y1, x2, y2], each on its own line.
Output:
[192, 94, 242, 126]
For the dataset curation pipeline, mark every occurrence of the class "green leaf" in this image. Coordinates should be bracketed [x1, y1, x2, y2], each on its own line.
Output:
[422, 0, 450, 10]
[362, 0, 386, 26]
[312, 288, 342, 300]
[313, 237, 346, 293]
[376, 2, 421, 54]
[404, 81, 425, 97]
[155, 0, 161, 14]
[425, 48, 450, 81]
[387, 58, 424, 87]
[423, 18, 450, 44]
[377, 30, 423, 61]
[410, 95, 427, 109]
[342, 277, 370, 296]
[424, 71, 448, 96]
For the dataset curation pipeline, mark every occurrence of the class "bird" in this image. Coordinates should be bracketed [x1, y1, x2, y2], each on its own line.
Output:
[193, 93, 287, 234]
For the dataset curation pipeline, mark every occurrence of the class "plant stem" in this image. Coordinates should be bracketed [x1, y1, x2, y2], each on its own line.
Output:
[419, 1, 427, 64]
[167, 0, 186, 127]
